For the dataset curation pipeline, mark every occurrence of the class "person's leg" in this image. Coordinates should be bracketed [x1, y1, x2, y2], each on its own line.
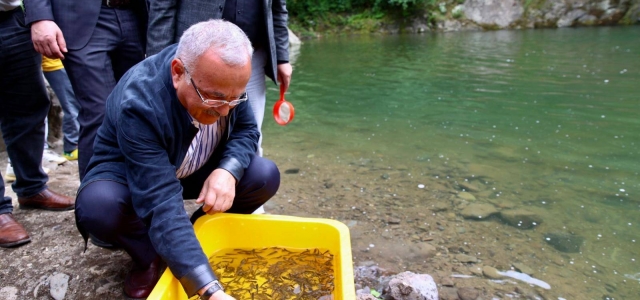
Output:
[110, 8, 145, 82]
[75, 179, 161, 298]
[184, 154, 280, 222]
[43, 69, 80, 154]
[0, 8, 50, 198]
[75, 180, 158, 267]
[246, 48, 268, 157]
[62, 7, 143, 180]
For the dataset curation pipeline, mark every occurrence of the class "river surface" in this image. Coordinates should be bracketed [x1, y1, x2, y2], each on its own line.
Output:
[262, 26, 639, 299]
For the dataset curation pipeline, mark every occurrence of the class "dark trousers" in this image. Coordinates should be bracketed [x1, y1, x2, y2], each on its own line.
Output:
[0, 8, 50, 214]
[62, 6, 144, 180]
[75, 155, 280, 267]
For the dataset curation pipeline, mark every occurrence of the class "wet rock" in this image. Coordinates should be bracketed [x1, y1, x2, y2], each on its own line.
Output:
[284, 168, 299, 174]
[460, 203, 498, 220]
[544, 232, 584, 253]
[457, 287, 479, 300]
[512, 262, 534, 275]
[387, 217, 402, 224]
[49, 273, 69, 300]
[482, 266, 502, 279]
[382, 271, 438, 300]
[499, 209, 542, 229]
[457, 192, 476, 201]
[411, 243, 438, 261]
[468, 266, 483, 276]
[458, 182, 480, 192]
[439, 287, 460, 300]
[431, 202, 449, 212]
[440, 277, 454, 287]
[455, 254, 478, 263]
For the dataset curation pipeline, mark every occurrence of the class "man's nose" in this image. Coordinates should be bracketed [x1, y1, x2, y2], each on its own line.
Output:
[215, 104, 230, 116]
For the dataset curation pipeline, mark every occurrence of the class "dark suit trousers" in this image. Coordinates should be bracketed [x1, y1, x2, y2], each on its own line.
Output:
[75, 154, 280, 268]
[62, 5, 144, 180]
[0, 8, 50, 213]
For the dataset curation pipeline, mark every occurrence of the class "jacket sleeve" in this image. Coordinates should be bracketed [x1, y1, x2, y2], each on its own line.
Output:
[23, 0, 54, 24]
[272, 0, 289, 63]
[217, 101, 260, 181]
[146, 0, 179, 56]
[116, 90, 216, 297]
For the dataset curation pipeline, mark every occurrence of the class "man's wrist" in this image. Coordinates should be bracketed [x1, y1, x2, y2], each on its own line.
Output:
[199, 280, 223, 300]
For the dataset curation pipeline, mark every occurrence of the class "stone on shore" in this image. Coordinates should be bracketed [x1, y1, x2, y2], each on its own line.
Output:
[383, 271, 438, 300]
[49, 273, 70, 300]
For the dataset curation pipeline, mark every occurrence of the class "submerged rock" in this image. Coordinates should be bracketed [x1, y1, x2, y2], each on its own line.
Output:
[460, 203, 498, 220]
[499, 209, 543, 229]
[544, 232, 584, 253]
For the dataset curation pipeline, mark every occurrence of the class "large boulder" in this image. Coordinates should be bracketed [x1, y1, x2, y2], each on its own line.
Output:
[464, 0, 524, 29]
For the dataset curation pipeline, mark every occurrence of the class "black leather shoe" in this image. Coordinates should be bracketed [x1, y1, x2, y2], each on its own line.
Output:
[89, 234, 120, 249]
[124, 257, 164, 299]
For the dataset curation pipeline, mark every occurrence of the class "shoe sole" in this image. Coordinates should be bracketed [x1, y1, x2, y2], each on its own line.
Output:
[0, 237, 31, 248]
[90, 236, 120, 250]
[18, 204, 74, 211]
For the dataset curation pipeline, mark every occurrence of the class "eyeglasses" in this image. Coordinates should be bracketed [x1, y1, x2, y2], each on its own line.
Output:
[181, 61, 248, 108]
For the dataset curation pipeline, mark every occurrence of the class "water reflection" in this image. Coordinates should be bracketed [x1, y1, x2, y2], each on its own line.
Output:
[265, 26, 639, 298]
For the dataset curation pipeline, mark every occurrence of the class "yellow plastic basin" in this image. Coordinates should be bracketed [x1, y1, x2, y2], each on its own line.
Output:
[148, 213, 355, 300]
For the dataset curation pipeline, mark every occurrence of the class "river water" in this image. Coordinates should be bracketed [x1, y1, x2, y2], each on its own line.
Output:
[262, 26, 639, 299]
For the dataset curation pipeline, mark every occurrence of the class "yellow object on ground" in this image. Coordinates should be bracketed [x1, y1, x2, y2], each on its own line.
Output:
[63, 149, 78, 161]
[148, 213, 355, 300]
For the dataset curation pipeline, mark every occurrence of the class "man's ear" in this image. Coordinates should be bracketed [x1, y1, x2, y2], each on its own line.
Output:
[170, 58, 184, 89]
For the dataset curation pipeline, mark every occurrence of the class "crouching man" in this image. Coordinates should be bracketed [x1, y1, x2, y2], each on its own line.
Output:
[75, 20, 280, 300]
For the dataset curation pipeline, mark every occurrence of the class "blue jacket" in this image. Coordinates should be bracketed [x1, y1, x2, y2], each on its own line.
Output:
[80, 45, 259, 295]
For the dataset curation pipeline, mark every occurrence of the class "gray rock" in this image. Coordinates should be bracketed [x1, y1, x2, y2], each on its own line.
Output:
[482, 266, 502, 279]
[460, 203, 498, 220]
[439, 287, 460, 300]
[411, 243, 438, 261]
[464, 0, 524, 28]
[0, 286, 19, 300]
[457, 287, 479, 300]
[557, 9, 587, 27]
[544, 232, 584, 253]
[455, 254, 478, 263]
[382, 271, 438, 300]
[512, 262, 535, 275]
[49, 273, 70, 300]
[499, 209, 542, 229]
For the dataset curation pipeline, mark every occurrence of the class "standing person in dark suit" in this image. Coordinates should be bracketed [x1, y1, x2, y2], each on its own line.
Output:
[24, 0, 147, 180]
[1, 0, 75, 248]
[148, 0, 292, 214]
[147, 0, 292, 153]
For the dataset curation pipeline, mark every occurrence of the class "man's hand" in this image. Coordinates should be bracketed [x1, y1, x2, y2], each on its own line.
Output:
[196, 169, 236, 214]
[210, 290, 235, 300]
[277, 63, 292, 93]
[31, 20, 67, 59]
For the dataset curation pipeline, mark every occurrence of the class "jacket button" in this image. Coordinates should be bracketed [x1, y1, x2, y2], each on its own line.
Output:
[219, 5, 223, 11]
